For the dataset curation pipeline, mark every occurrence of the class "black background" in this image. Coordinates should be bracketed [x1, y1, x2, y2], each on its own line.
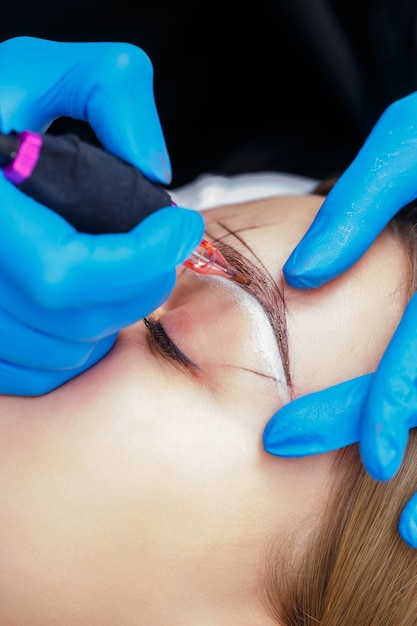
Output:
[2, 0, 417, 187]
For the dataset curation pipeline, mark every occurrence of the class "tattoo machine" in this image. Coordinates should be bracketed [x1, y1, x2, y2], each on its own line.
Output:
[0, 130, 250, 286]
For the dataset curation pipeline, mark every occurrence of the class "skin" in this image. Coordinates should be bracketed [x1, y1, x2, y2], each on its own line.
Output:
[0, 195, 408, 625]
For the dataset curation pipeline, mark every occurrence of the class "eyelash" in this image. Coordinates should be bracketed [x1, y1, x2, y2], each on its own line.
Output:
[143, 317, 196, 369]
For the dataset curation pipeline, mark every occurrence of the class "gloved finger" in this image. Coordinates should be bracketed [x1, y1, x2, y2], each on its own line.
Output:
[360, 295, 417, 481]
[263, 374, 372, 456]
[0, 304, 116, 368]
[0, 37, 170, 183]
[0, 335, 115, 396]
[0, 181, 204, 308]
[0, 271, 175, 341]
[398, 491, 417, 548]
[283, 92, 417, 289]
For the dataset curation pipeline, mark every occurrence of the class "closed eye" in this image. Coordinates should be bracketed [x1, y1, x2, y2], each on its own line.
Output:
[143, 316, 198, 370]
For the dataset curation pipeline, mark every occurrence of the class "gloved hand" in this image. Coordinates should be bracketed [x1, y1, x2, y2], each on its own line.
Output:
[262, 91, 417, 547]
[0, 36, 204, 395]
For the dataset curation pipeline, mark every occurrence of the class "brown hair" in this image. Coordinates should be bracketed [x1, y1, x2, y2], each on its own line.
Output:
[262, 194, 417, 625]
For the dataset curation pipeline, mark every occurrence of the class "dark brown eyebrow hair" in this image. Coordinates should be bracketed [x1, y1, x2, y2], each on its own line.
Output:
[206, 222, 292, 390]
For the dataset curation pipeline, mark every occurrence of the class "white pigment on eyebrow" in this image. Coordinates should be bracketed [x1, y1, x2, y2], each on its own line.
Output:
[208, 276, 290, 402]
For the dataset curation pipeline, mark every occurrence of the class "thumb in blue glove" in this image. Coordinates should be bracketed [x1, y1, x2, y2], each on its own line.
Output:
[263, 366, 417, 550]
[0, 175, 204, 394]
[263, 375, 371, 458]
[283, 91, 417, 289]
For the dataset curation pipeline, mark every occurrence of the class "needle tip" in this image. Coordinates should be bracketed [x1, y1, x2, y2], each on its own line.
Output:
[232, 271, 252, 286]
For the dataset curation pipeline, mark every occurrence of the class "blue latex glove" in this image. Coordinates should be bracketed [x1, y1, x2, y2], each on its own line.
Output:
[262, 91, 417, 547]
[0, 36, 204, 395]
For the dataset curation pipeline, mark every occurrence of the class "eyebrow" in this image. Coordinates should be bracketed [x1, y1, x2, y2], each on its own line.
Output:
[207, 222, 292, 389]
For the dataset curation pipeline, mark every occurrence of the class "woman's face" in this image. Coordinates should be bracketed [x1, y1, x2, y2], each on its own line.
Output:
[0, 195, 408, 625]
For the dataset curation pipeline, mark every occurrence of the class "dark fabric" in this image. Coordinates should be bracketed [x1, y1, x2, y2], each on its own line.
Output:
[18, 133, 172, 233]
[2, 0, 417, 185]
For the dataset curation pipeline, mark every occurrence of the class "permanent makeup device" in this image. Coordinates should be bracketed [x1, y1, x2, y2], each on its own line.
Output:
[0, 129, 250, 286]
